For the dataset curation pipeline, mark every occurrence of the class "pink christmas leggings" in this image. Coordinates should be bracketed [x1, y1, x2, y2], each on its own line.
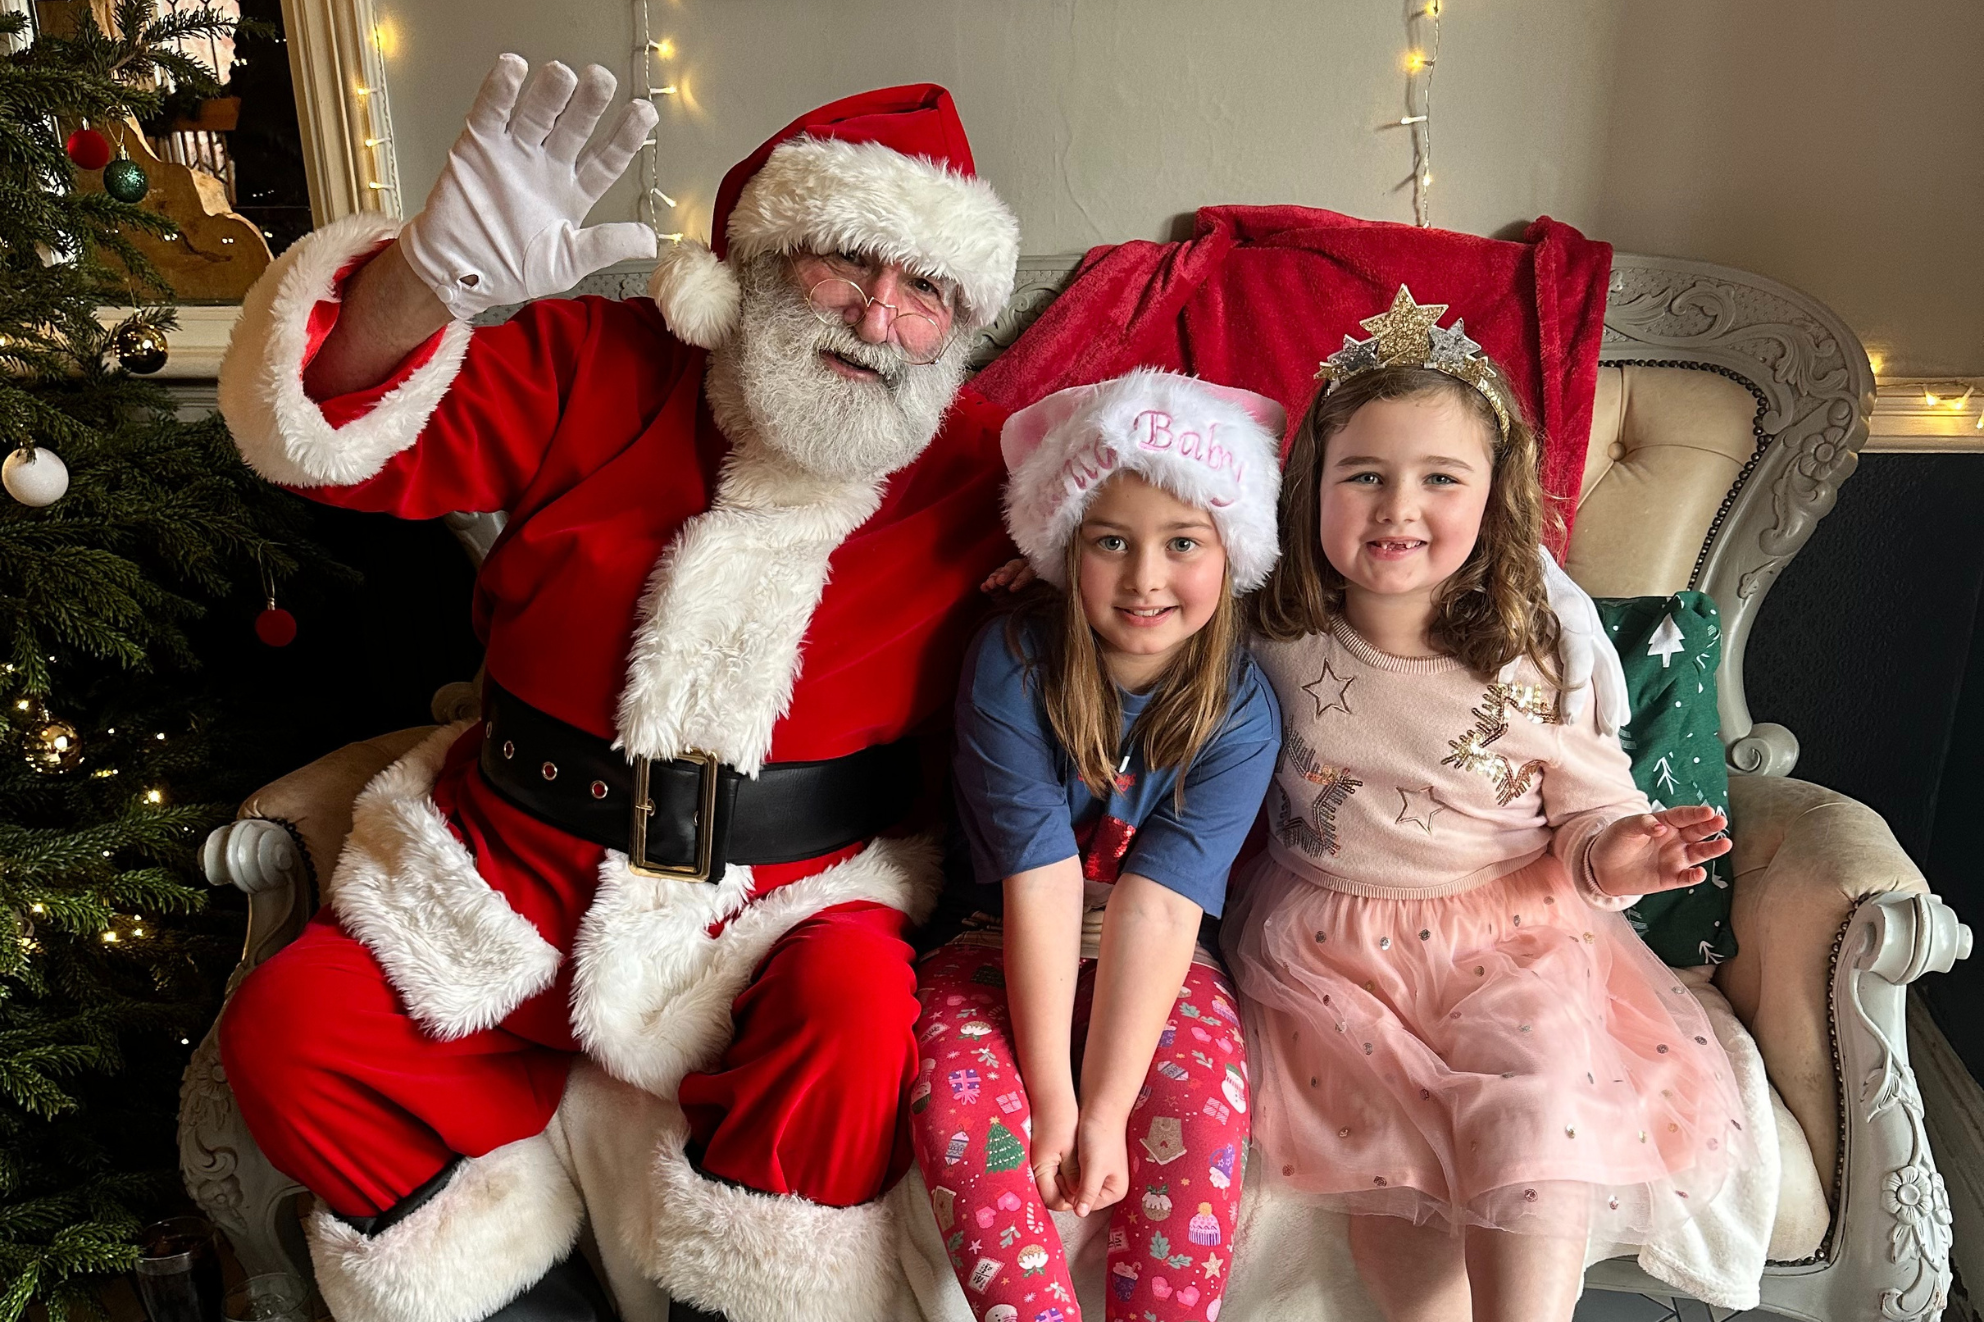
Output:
[911, 942, 1250, 1322]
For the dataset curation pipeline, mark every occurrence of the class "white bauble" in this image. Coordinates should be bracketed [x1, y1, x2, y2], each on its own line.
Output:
[3, 447, 68, 506]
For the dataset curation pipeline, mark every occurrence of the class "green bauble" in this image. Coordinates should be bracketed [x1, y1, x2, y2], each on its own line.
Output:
[103, 158, 149, 203]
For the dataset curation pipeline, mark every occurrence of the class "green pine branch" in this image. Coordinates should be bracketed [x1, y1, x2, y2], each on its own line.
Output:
[1, 6, 349, 1318]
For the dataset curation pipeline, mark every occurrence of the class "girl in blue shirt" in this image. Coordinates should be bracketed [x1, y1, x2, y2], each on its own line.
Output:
[910, 371, 1284, 1322]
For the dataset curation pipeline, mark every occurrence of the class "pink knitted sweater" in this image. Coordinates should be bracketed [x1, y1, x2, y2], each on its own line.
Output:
[1251, 622, 1648, 906]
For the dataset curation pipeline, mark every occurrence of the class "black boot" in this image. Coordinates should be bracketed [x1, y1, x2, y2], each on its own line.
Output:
[666, 1301, 728, 1322]
[484, 1252, 616, 1322]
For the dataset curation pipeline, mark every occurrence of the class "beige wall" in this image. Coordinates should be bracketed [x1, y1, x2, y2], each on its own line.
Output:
[375, 0, 1983, 377]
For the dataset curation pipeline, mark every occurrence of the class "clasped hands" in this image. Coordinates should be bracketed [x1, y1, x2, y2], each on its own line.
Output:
[1027, 1090, 1132, 1221]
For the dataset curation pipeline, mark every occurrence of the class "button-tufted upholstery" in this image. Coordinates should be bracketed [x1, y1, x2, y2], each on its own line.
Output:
[1568, 365, 1760, 598]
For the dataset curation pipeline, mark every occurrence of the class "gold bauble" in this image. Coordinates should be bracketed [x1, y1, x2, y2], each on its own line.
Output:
[113, 323, 169, 375]
[27, 716, 83, 773]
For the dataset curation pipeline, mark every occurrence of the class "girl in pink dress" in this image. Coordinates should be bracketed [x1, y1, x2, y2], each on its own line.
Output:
[1223, 288, 1752, 1322]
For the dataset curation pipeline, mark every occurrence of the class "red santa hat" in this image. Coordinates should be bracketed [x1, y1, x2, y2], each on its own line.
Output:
[649, 84, 1021, 349]
[1001, 370, 1287, 593]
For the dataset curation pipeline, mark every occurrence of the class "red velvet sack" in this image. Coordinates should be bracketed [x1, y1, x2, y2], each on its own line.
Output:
[972, 205, 1612, 549]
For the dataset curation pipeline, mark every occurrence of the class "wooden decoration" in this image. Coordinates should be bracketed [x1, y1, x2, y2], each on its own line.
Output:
[84, 120, 272, 303]
[37, 1, 273, 302]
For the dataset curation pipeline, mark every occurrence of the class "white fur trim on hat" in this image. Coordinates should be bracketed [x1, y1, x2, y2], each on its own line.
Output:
[647, 239, 740, 349]
[1002, 369, 1287, 593]
[726, 136, 1019, 330]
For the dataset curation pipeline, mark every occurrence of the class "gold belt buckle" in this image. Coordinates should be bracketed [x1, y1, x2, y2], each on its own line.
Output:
[629, 749, 719, 881]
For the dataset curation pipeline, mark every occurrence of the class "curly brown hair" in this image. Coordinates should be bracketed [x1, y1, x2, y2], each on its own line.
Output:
[1249, 365, 1564, 683]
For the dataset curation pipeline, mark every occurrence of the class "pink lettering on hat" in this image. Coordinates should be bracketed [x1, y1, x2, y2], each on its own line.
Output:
[1058, 437, 1118, 494]
[1133, 409, 1246, 502]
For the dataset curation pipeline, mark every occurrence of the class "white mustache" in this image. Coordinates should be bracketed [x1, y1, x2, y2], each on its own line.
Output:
[812, 321, 914, 386]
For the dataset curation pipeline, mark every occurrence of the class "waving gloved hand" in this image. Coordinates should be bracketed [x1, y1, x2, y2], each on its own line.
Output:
[398, 55, 660, 321]
[1504, 545, 1632, 736]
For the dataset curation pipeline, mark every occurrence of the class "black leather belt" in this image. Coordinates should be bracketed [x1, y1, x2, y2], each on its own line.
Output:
[478, 682, 921, 882]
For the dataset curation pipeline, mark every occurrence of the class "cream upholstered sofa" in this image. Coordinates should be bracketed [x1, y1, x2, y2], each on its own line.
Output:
[182, 252, 1969, 1322]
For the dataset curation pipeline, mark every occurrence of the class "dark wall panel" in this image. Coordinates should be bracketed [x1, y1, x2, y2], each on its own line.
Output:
[1742, 452, 1984, 1076]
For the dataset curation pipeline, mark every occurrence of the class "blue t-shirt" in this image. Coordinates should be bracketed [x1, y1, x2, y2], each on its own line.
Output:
[951, 616, 1280, 918]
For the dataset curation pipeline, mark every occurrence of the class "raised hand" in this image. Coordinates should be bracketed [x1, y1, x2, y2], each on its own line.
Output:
[1589, 804, 1731, 898]
[398, 55, 660, 320]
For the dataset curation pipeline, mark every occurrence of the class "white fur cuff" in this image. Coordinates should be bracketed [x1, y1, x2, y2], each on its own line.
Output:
[639, 1104, 909, 1322]
[305, 1134, 583, 1322]
[330, 722, 564, 1041]
[218, 212, 474, 488]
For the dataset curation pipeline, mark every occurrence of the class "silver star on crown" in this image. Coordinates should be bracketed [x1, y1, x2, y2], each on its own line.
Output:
[1314, 285, 1511, 438]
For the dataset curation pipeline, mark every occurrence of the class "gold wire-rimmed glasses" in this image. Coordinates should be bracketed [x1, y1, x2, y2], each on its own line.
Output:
[803, 276, 952, 366]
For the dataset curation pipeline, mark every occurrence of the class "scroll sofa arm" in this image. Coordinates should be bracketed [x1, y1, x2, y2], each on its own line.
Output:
[200, 726, 438, 976]
[1717, 775, 1972, 1202]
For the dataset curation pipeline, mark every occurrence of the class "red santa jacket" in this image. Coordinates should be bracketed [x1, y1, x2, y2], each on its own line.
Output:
[218, 214, 1011, 1095]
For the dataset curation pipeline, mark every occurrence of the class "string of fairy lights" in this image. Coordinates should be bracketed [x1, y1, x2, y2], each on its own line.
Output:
[1918, 382, 1984, 431]
[633, 0, 685, 242]
[355, 12, 401, 212]
[1394, 0, 1442, 227]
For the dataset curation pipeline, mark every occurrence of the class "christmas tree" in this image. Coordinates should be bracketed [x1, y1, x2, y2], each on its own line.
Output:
[0, 5, 330, 1317]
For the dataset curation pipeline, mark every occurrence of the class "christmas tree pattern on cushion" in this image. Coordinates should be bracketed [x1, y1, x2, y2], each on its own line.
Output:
[1593, 591, 1736, 965]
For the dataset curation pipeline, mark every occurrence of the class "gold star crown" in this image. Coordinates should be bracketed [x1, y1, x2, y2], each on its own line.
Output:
[1315, 285, 1511, 439]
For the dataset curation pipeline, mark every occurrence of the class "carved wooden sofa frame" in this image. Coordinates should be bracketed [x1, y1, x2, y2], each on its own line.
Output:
[182, 251, 1970, 1322]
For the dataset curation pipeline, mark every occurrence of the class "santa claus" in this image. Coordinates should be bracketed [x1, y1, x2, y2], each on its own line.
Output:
[215, 56, 1018, 1322]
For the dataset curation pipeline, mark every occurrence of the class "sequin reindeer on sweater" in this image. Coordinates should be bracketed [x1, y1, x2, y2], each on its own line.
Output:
[1442, 682, 1562, 805]
[1276, 726, 1363, 858]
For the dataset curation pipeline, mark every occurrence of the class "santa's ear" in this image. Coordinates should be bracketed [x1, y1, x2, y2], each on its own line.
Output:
[649, 239, 740, 349]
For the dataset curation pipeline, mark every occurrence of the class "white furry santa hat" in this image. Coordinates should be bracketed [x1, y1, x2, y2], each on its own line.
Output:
[648, 84, 1020, 349]
[1001, 369, 1288, 593]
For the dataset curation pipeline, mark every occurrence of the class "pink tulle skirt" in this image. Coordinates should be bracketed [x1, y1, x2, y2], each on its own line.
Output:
[1223, 851, 1752, 1240]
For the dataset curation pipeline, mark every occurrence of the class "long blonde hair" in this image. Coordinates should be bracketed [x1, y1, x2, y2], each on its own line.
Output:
[1007, 535, 1243, 801]
[1250, 365, 1563, 683]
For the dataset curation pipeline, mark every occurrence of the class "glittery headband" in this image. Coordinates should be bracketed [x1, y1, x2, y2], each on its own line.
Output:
[1314, 285, 1511, 439]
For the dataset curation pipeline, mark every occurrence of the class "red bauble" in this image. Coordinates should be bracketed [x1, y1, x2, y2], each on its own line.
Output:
[65, 128, 112, 171]
[255, 606, 298, 647]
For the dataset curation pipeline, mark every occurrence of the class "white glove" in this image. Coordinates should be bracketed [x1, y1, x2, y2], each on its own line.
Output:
[1503, 545, 1631, 737]
[398, 55, 660, 320]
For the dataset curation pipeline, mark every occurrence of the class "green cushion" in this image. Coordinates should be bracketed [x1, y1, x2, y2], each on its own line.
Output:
[1592, 591, 1737, 967]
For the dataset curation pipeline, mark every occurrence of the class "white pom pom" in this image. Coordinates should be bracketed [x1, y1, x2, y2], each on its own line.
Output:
[648, 239, 741, 349]
[4, 447, 68, 507]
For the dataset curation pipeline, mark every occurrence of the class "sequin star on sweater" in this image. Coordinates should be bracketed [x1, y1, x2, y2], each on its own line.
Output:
[1251, 621, 1649, 907]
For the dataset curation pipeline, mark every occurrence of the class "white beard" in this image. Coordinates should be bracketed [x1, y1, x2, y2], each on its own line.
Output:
[704, 256, 970, 484]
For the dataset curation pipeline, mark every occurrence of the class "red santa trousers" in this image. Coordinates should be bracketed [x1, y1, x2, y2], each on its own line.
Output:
[220, 896, 922, 1219]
